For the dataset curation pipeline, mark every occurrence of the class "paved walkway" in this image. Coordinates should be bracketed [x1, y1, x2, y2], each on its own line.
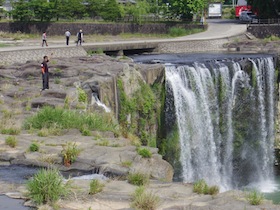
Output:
[0, 19, 247, 64]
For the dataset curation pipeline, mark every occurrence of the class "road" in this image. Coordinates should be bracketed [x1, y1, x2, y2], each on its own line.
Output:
[0, 19, 247, 52]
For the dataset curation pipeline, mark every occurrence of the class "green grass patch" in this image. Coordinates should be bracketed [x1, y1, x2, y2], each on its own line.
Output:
[130, 186, 160, 210]
[89, 179, 105, 195]
[5, 136, 18, 148]
[127, 172, 149, 186]
[23, 106, 119, 134]
[121, 160, 132, 168]
[137, 147, 152, 158]
[26, 168, 69, 205]
[168, 27, 204, 37]
[246, 189, 264, 205]
[1, 127, 21, 135]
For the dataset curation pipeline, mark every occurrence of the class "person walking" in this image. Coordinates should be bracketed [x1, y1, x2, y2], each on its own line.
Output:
[42, 32, 48, 47]
[41, 55, 50, 91]
[76, 29, 83, 46]
[65, 30, 71, 45]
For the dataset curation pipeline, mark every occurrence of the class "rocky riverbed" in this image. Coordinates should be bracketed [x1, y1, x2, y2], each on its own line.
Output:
[0, 54, 279, 210]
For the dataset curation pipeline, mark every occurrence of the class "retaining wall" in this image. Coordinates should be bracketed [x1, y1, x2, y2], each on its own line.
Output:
[0, 22, 205, 36]
[247, 25, 280, 38]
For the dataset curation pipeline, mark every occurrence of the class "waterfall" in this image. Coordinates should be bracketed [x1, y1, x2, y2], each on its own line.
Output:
[165, 56, 275, 190]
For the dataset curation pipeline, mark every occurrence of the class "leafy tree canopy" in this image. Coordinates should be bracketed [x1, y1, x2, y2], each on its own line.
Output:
[247, 0, 279, 18]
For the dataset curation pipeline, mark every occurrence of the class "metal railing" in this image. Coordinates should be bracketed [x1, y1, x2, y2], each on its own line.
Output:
[248, 18, 280, 27]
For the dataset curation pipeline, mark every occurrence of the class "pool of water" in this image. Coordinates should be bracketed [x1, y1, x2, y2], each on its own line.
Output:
[262, 176, 280, 204]
[0, 195, 32, 210]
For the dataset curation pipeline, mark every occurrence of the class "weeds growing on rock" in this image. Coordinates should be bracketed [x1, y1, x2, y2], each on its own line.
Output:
[29, 142, 40, 152]
[89, 180, 105, 195]
[121, 161, 132, 168]
[246, 189, 264, 205]
[61, 142, 81, 166]
[96, 139, 109, 146]
[193, 180, 220, 195]
[26, 168, 69, 205]
[130, 186, 160, 210]
[127, 172, 150, 186]
[5, 136, 18, 148]
[137, 148, 152, 158]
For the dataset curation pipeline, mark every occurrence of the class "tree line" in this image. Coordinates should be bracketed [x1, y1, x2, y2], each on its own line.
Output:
[5, 0, 226, 22]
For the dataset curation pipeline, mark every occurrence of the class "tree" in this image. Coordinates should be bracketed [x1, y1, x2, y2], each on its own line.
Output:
[86, 0, 104, 18]
[11, 0, 34, 21]
[168, 0, 207, 20]
[100, 0, 123, 21]
[124, 0, 150, 23]
[247, 0, 279, 18]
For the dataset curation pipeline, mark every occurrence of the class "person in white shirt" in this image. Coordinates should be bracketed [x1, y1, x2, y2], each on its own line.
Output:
[65, 30, 71, 45]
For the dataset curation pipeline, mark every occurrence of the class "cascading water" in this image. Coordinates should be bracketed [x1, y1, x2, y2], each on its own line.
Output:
[165, 56, 276, 191]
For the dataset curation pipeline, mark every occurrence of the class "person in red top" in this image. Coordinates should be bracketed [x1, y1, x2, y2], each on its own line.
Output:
[41, 55, 49, 91]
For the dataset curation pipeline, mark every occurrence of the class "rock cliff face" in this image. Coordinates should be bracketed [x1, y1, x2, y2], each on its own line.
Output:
[0, 54, 172, 181]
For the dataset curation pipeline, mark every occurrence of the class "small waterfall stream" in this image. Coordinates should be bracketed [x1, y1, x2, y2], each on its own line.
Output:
[165, 56, 276, 191]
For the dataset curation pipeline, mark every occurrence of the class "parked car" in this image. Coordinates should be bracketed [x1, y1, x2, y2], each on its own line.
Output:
[239, 11, 258, 23]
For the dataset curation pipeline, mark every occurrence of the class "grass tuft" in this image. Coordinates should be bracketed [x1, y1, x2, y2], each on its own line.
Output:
[127, 172, 149, 186]
[5, 136, 18, 148]
[61, 142, 81, 165]
[137, 147, 152, 158]
[29, 142, 40, 152]
[246, 189, 264, 205]
[89, 179, 105, 195]
[26, 168, 69, 205]
[130, 186, 160, 210]
[193, 179, 209, 194]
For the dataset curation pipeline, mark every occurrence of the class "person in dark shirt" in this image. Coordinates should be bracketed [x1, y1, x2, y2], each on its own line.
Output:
[76, 29, 83, 46]
[41, 55, 49, 91]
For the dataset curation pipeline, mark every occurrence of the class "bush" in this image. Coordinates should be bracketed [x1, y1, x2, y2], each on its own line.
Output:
[61, 142, 81, 165]
[246, 189, 264, 205]
[127, 172, 149, 186]
[23, 106, 119, 134]
[193, 179, 209, 194]
[137, 148, 152, 158]
[29, 142, 40, 152]
[89, 179, 105, 195]
[26, 168, 68, 205]
[5, 136, 18, 148]
[130, 186, 160, 210]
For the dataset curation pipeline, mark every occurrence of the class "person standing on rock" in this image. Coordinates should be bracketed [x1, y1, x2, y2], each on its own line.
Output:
[65, 30, 71, 45]
[76, 29, 83, 46]
[41, 55, 50, 91]
[42, 32, 48, 47]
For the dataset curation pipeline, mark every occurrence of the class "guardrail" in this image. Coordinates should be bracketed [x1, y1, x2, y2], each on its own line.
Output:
[248, 18, 280, 27]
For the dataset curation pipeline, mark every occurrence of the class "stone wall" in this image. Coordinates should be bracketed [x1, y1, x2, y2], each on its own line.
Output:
[0, 22, 205, 36]
[247, 25, 280, 38]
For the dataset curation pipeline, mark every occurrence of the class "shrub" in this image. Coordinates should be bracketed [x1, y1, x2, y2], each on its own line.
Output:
[208, 185, 219, 195]
[193, 179, 209, 194]
[127, 172, 149, 186]
[61, 142, 81, 165]
[26, 168, 68, 205]
[89, 179, 105, 195]
[5, 136, 18, 148]
[137, 148, 152, 158]
[130, 186, 160, 210]
[246, 189, 264, 205]
[29, 142, 40, 152]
